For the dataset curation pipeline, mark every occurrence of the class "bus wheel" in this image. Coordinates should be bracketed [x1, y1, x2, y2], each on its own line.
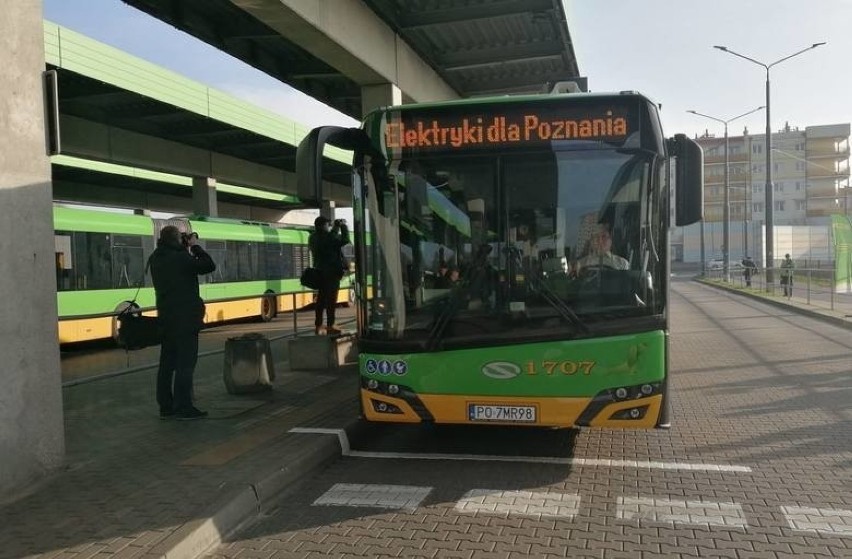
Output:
[260, 293, 277, 322]
[112, 301, 140, 344]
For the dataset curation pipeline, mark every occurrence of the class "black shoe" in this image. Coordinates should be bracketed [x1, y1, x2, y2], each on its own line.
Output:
[175, 407, 208, 421]
[159, 409, 176, 420]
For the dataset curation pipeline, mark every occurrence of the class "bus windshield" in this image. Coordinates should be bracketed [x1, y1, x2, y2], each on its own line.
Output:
[359, 147, 665, 348]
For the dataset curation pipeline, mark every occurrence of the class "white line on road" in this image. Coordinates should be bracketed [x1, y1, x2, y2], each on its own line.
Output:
[288, 427, 752, 473]
[456, 489, 581, 519]
[312, 483, 432, 511]
[781, 505, 852, 537]
[617, 496, 749, 529]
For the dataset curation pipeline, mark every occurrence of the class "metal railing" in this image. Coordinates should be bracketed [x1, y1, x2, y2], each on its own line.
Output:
[703, 267, 852, 316]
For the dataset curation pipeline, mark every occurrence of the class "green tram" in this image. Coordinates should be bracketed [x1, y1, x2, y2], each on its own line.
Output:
[298, 90, 703, 429]
[54, 205, 353, 344]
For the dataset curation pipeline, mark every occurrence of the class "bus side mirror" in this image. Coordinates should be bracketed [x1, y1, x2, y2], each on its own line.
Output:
[296, 126, 366, 207]
[670, 134, 704, 226]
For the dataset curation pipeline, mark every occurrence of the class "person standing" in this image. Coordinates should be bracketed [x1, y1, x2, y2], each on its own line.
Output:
[150, 226, 216, 420]
[742, 256, 757, 288]
[309, 216, 350, 335]
[780, 253, 795, 298]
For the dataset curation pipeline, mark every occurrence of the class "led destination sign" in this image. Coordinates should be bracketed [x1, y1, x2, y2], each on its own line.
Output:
[384, 105, 638, 153]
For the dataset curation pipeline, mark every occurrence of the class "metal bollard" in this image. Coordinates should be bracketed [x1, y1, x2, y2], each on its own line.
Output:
[292, 292, 298, 337]
[831, 280, 835, 310]
[807, 269, 811, 305]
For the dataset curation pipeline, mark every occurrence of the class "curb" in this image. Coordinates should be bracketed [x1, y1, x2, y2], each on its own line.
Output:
[154, 418, 364, 559]
[696, 278, 852, 331]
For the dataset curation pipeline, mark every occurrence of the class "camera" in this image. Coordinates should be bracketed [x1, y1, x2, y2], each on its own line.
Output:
[334, 219, 346, 227]
[180, 231, 199, 247]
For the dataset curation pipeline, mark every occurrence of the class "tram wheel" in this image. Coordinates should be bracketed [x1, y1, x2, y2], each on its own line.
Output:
[260, 293, 277, 322]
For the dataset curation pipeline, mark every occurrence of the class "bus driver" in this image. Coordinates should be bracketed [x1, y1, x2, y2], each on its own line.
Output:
[574, 223, 629, 273]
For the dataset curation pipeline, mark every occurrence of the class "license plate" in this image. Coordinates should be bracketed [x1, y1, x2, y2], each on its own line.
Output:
[468, 404, 536, 423]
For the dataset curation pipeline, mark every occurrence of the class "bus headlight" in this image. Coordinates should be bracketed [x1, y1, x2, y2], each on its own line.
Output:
[615, 387, 628, 400]
[388, 384, 400, 395]
[366, 379, 379, 390]
[370, 399, 403, 414]
[641, 384, 654, 395]
[609, 406, 649, 420]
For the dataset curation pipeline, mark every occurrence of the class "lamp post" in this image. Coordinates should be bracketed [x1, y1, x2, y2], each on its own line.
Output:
[714, 42, 826, 289]
[688, 107, 764, 281]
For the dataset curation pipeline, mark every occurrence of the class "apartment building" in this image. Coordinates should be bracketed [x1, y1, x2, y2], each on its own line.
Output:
[672, 122, 850, 263]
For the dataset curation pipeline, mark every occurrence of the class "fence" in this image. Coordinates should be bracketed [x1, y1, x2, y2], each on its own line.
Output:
[704, 267, 852, 317]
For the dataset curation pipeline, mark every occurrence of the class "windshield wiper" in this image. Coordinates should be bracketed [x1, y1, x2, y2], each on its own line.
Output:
[515, 253, 590, 336]
[500, 247, 590, 334]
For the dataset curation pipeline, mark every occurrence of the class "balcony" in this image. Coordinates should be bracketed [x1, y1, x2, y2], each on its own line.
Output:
[808, 167, 849, 179]
[703, 152, 750, 164]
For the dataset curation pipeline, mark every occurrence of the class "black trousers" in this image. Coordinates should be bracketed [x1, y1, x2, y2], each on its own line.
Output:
[157, 331, 199, 412]
[315, 274, 341, 328]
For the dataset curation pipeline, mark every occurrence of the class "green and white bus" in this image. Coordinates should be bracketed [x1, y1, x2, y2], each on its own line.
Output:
[54, 206, 354, 344]
[297, 89, 702, 429]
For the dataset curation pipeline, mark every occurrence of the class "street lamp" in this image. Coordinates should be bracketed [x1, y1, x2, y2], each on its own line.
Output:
[688, 106, 764, 281]
[714, 42, 826, 289]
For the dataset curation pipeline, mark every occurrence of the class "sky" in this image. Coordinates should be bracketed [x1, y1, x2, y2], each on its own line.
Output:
[43, 0, 852, 142]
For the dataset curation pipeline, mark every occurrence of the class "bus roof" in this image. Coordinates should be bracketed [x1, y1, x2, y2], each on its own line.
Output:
[53, 206, 154, 235]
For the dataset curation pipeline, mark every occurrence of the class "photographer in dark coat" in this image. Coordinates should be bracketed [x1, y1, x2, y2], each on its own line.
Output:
[150, 226, 216, 420]
[309, 216, 350, 335]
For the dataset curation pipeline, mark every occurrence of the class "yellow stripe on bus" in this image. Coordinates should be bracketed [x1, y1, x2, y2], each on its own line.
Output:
[57, 290, 349, 344]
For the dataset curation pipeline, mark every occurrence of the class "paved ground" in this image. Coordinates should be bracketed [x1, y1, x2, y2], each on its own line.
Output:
[5, 282, 851, 558]
[202, 279, 852, 559]
[703, 269, 852, 318]
[1, 309, 361, 559]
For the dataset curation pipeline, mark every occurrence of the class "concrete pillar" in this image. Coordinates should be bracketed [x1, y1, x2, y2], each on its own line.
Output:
[361, 83, 402, 118]
[0, 2, 65, 501]
[192, 176, 218, 217]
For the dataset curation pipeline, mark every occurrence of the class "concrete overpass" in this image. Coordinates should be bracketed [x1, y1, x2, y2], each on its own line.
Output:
[121, 0, 582, 118]
[45, 21, 354, 218]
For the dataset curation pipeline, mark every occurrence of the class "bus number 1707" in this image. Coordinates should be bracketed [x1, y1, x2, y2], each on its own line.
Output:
[525, 361, 596, 376]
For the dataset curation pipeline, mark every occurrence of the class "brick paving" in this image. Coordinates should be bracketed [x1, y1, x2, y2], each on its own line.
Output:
[202, 279, 852, 558]
[1, 327, 361, 559]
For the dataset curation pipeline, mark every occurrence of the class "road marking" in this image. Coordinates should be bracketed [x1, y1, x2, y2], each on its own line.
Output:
[456, 489, 581, 519]
[617, 497, 748, 529]
[288, 428, 752, 472]
[781, 505, 852, 537]
[312, 483, 432, 511]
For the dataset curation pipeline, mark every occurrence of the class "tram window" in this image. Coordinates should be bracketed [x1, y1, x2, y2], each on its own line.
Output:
[266, 243, 295, 280]
[202, 240, 226, 284]
[294, 244, 310, 276]
[232, 241, 252, 281]
[111, 235, 145, 289]
[55, 233, 73, 292]
[72, 232, 112, 290]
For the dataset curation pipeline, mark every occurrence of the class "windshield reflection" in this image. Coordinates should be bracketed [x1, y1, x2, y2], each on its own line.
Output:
[360, 149, 665, 345]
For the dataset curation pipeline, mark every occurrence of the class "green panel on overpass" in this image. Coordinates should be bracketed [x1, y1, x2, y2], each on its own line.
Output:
[43, 20, 351, 168]
[51, 155, 300, 204]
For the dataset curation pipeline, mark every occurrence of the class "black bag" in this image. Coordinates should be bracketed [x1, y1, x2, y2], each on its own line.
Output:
[117, 305, 162, 350]
[300, 267, 322, 289]
[116, 256, 162, 350]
